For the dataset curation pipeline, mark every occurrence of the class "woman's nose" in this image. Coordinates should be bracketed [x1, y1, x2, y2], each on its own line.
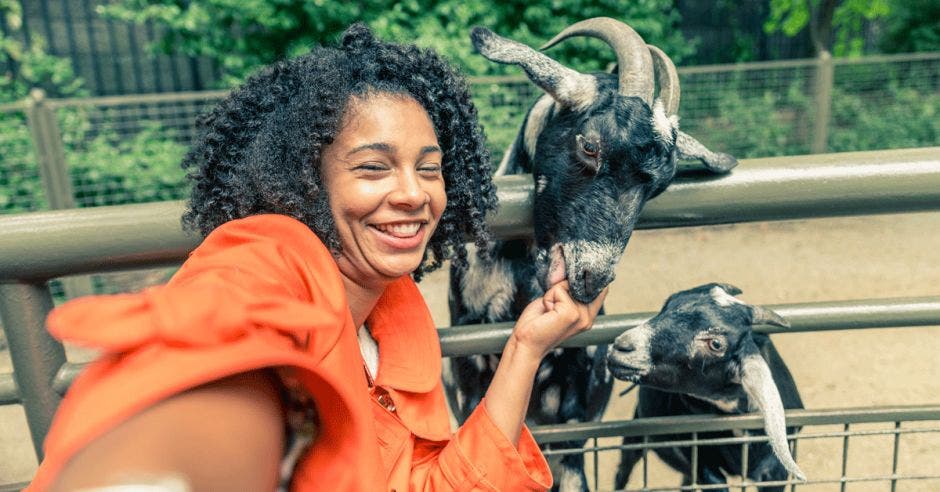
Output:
[389, 170, 428, 209]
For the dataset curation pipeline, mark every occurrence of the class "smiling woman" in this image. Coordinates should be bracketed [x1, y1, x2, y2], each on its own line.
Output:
[26, 23, 607, 492]
[320, 94, 447, 296]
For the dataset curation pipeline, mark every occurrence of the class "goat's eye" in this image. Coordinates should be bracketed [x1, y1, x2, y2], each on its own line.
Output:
[576, 134, 600, 157]
[707, 339, 724, 352]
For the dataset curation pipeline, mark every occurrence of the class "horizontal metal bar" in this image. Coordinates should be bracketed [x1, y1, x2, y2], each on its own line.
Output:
[49, 89, 229, 108]
[0, 200, 200, 280]
[530, 404, 940, 443]
[0, 373, 19, 404]
[440, 296, 940, 356]
[626, 475, 940, 492]
[543, 426, 940, 455]
[1, 148, 938, 280]
[48, 296, 940, 394]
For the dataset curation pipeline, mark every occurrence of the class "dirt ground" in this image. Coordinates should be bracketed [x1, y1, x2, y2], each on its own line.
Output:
[2, 212, 939, 489]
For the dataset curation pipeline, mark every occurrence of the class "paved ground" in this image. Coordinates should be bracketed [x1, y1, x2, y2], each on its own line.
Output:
[3, 212, 939, 489]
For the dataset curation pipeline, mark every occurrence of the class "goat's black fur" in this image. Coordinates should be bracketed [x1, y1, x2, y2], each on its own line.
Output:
[609, 284, 804, 491]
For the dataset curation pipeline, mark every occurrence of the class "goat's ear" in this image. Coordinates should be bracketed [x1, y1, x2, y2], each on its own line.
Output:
[651, 100, 678, 145]
[676, 130, 738, 173]
[739, 342, 806, 481]
[748, 305, 790, 328]
[470, 26, 597, 110]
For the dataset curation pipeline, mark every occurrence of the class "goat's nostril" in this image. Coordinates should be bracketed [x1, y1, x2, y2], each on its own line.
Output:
[615, 342, 636, 353]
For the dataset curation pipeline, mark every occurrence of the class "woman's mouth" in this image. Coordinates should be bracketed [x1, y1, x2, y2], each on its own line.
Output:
[370, 221, 427, 249]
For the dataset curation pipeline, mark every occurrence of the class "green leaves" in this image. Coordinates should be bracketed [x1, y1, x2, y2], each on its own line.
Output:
[100, 0, 696, 85]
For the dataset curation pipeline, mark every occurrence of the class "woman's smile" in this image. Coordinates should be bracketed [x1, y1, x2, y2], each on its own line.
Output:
[320, 93, 447, 284]
[370, 220, 429, 249]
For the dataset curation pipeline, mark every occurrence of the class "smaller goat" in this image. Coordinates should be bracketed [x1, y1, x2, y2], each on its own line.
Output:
[607, 283, 805, 491]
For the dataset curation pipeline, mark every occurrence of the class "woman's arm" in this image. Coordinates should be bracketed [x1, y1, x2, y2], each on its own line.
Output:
[52, 370, 286, 492]
[483, 281, 607, 445]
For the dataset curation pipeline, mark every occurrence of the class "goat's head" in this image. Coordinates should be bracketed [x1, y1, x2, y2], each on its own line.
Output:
[607, 283, 805, 480]
[471, 18, 737, 303]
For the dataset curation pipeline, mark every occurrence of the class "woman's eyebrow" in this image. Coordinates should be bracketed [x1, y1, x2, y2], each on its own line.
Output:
[346, 142, 394, 156]
[419, 145, 443, 156]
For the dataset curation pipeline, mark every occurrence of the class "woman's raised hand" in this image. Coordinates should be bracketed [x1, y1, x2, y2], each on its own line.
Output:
[510, 281, 608, 361]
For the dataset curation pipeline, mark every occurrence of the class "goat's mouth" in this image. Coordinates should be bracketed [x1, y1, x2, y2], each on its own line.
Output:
[606, 357, 648, 382]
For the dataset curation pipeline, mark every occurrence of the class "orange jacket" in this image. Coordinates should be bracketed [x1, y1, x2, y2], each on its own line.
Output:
[29, 214, 552, 491]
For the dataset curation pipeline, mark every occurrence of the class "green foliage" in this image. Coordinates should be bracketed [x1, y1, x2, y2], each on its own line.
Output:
[684, 79, 813, 158]
[1, 0, 188, 213]
[101, 0, 696, 85]
[880, 0, 940, 53]
[765, 0, 891, 56]
[828, 84, 939, 152]
[69, 124, 189, 207]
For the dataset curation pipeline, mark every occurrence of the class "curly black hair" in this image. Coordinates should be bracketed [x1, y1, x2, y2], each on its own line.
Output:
[181, 23, 497, 279]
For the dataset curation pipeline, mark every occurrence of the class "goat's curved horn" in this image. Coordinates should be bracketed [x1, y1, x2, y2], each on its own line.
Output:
[749, 305, 790, 328]
[740, 350, 807, 481]
[471, 26, 598, 109]
[648, 45, 680, 116]
[540, 17, 654, 105]
[676, 131, 738, 173]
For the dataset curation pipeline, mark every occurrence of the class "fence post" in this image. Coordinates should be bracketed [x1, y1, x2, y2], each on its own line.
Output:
[812, 50, 834, 154]
[25, 88, 94, 298]
[0, 282, 67, 460]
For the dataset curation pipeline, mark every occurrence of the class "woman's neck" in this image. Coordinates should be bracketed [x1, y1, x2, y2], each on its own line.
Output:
[340, 275, 389, 328]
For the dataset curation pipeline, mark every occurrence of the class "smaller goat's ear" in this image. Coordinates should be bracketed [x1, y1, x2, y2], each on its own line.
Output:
[676, 130, 738, 173]
[749, 305, 790, 328]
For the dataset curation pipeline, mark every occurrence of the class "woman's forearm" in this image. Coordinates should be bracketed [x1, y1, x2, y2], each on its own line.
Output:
[482, 337, 543, 445]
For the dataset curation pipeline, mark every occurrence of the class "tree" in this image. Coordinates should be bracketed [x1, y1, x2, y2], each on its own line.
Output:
[100, 0, 696, 86]
[764, 0, 891, 56]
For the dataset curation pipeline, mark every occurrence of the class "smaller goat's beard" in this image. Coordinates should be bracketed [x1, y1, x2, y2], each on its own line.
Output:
[534, 240, 622, 303]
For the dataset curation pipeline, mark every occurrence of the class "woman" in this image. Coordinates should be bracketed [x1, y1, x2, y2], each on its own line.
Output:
[30, 24, 606, 491]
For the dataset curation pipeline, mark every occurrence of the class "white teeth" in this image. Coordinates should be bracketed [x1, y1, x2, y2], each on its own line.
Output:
[375, 222, 421, 237]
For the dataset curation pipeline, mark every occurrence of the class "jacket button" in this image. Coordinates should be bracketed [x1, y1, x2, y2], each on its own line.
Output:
[377, 393, 396, 412]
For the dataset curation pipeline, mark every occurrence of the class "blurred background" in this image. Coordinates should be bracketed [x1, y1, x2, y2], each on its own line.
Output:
[1, 0, 938, 488]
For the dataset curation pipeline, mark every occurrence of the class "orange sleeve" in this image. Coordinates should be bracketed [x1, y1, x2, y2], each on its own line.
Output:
[410, 398, 553, 491]
[29, 215, 383, 491]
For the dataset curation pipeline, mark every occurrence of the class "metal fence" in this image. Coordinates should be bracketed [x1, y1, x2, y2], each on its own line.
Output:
[0, 148, 938, 490]
[0, 52, 937, 218]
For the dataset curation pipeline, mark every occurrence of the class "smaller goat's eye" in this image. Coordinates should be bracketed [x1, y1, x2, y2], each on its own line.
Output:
[707, 338, 724, 352]
[576, 134, 600, 157]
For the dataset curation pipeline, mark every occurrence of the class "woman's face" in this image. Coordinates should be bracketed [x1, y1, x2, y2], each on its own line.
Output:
[320, 93, 446, 285]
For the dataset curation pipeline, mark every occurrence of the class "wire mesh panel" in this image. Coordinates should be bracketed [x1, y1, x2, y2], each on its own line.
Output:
[52, 92, 226, 208]
[469, 77, 542, 166]
[0, 105, 47, 213]
[829, 55, 940, 153]
[678, 60, 819, 159]
[535, 407, 940, 491]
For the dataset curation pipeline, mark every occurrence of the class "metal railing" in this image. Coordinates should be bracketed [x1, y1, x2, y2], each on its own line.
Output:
[1, 147, 939, 489]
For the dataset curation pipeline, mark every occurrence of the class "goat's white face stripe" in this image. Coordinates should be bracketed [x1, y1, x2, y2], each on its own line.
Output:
[524, 95, 555, 159]
[556, 75, 598, 111]
[711, 286, 745, 307]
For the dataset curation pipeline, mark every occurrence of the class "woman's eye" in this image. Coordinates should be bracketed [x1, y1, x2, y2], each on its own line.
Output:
[418, 163, 442, 174]
[707, 339, 724, 352]
[577, 134, 600, 157]
[356, 162, 387, 172]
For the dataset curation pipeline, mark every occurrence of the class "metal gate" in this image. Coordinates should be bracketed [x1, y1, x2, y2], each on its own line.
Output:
[1, 147, 939, 490]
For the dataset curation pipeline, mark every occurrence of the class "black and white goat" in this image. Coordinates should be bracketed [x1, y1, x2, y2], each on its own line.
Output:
[608, 283, 805, 491]
[446, 18, 738, 490]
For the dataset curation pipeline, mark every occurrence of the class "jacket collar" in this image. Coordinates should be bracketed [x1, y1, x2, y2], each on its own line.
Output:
[365, 276, 441, 394]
